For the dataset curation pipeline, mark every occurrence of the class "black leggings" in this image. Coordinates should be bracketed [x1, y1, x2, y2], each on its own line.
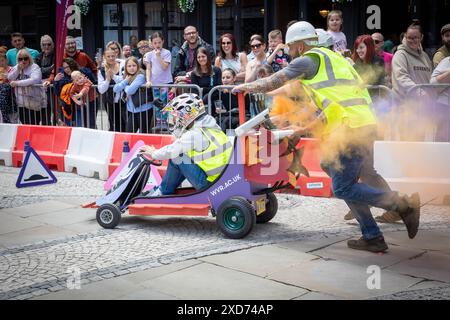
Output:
[18, 108, 42, 125]
[126, 110, 154, 133]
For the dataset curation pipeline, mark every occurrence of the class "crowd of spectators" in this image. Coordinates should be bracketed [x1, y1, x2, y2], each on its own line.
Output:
[0, 19, 449, 140]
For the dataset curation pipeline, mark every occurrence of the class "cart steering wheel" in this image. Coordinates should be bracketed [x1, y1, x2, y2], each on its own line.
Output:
[140, 153, 163, 166]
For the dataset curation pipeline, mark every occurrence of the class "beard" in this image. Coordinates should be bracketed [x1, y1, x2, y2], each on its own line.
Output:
[444, 42, 450, 51]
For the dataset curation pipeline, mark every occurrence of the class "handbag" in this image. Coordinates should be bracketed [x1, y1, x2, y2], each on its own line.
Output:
[130, 87, 154, 108]
[16, 85, 47, 111]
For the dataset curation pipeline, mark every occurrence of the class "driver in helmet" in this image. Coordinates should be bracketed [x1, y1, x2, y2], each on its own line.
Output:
[139, 93, 233, 197]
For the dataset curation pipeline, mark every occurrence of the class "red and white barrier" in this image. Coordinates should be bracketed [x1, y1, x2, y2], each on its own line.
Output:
[0, 123, 18, 166]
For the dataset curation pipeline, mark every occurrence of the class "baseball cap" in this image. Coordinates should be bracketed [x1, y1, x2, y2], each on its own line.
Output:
[441, 24, 450, 35]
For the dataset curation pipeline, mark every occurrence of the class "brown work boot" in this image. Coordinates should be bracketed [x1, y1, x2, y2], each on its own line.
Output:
[375, 210, 402, 223]
[397, 193, 421, 239]
[347, 236, 388, 253]
[344, 210, 355, 220]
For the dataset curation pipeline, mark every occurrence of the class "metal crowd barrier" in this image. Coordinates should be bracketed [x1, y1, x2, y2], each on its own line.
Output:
[8, 82, 448, 143]
[207, 85, 241, 134]
[406, 84, 450, 142]
[2, 83, 202, 134]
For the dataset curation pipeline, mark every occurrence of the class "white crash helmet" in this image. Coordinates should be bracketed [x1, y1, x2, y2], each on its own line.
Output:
[285, 21, 318, 46]
[162, 93, 205, 135]
[315, 28, 334, 49]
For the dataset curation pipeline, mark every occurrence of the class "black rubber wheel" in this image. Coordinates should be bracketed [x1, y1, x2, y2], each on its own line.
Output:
[216, 197, 256, 239]
[256, 193, 278, 224]
[96, 203, 122, 229]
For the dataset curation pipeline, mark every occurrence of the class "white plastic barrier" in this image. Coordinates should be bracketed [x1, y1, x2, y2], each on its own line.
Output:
[374, 141, 450, 204]
[0, 124, 18, 166]
[64, 128, 114, 180]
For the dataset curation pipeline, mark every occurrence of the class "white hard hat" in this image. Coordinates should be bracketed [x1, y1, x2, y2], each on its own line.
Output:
[285, 21, 318, 45]
[315, 28, 334, 48]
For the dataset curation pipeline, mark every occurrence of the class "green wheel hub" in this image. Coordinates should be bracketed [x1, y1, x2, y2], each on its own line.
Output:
[223, 208, 245, 230]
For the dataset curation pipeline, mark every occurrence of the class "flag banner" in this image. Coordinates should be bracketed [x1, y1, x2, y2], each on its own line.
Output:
[55, 0, 74, 70]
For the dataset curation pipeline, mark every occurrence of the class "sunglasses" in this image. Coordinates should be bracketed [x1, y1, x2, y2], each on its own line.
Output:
[222, 41, 232, 45]
[42, 43, 52, 47]
[18, 57, 29, 62]
[373, 40, 382, 44]
[251, 43, 263, 49]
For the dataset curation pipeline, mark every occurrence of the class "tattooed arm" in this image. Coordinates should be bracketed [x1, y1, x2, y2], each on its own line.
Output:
[241, 69, 292, 93]
[232, 55, 319, 94]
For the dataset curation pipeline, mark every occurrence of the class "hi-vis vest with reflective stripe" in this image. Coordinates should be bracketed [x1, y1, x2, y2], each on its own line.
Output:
[302, 47, 377, 134]
[187, 128, 233, 182]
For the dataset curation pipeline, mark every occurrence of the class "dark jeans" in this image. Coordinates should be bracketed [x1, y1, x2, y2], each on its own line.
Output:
[74, 103, 96, 129]
[126, 110, 153, 133]
[18, 107, 41, 125]
[105, 102, 127, 132]
[159, 154, 209, 195]
[321, 127, 401, 240]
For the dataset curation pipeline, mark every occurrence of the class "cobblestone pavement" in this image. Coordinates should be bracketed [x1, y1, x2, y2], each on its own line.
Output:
[1, 166, 450, 300]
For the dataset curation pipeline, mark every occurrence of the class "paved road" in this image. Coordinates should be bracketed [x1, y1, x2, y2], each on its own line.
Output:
[1, 166, 449, 300]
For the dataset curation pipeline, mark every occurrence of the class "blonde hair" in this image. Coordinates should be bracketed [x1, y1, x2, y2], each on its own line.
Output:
[137, 40, 149, 48]
[16, 49, 33, 64]
[40, 35, 54, 47]
[327, 10, 344, 32]
[123, 56, 144, 84]
[70, 70, 83, 80]
[106, 40, 123, 59]
[268, 29, 282, 40]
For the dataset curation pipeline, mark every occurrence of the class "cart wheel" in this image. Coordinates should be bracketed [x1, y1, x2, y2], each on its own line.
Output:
[96, 203, 122, 229]
[256, 193, 278, 224]
[216, 197, 255, 239]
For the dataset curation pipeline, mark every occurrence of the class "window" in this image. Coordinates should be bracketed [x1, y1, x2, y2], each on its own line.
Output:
[144, 1, 162, 40]
[102, 2, 138, 47]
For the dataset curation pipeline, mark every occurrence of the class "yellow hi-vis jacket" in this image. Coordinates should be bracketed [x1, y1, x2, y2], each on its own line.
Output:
[187, 128, 233, 182]
[302, 47, 377, 134]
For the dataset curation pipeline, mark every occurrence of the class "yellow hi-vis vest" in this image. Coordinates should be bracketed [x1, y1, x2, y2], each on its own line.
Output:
[187, 128, 233, 182]
[302, 47, 377, 134]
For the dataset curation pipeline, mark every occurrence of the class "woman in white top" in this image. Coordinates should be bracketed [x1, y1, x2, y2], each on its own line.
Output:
[244, 35, 268, 83]
[214, 33, 247, 83]
[8, 49, 44, 125]
[97, 48, 126, 132]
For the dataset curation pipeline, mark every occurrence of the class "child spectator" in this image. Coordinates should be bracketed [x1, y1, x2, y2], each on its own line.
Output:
[113, 56, 154, 133]
[266, 29, 290, 73]
[215, 68, 250, 132]
[70, 70, 96, 129]
[327, 10, 348, 53]
[139, 93, 231, 197]
[144, 32, 173, 131]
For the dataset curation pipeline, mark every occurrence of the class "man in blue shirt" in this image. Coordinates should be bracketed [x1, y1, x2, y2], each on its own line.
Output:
[6, 32, 40, 66]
